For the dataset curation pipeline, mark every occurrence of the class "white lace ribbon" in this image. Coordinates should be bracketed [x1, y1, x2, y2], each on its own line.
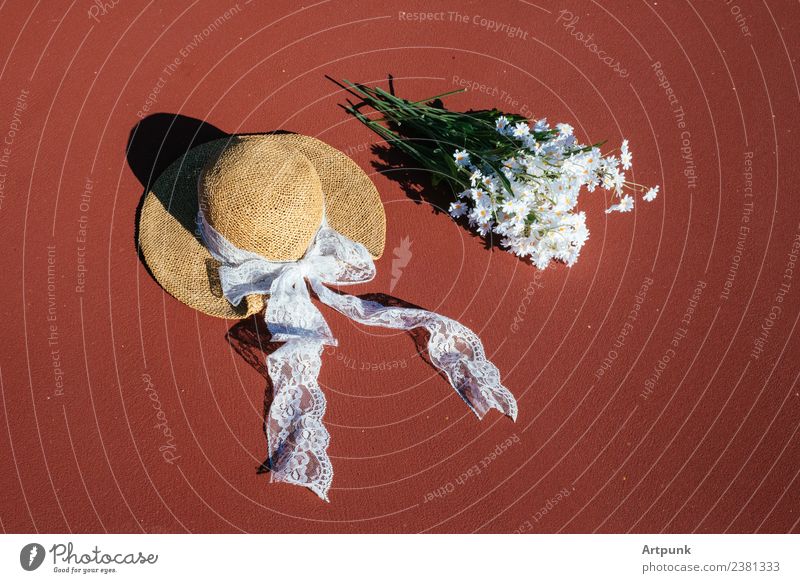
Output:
[198, 210, 518, 501]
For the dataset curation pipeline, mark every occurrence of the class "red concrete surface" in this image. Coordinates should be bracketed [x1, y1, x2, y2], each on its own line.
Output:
[0, 0, 798, 533]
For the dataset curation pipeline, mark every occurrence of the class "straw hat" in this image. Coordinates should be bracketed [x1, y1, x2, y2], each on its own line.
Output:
[138, 134, 386, 319]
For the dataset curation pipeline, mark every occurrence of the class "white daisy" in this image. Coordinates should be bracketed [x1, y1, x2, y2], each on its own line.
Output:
[470, 188, 490, 207]
[620, 139, 633, 170]
[512, 122, 530, 138]
[449, 201, 468, 218]
[470, 206, 492, 225]
[495, 116, 510, 133]
[643, 185, 659, 202]
[605, 195, 634, 213]
[613, 170, 625, 194]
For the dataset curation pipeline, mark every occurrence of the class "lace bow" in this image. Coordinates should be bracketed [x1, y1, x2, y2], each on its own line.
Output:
[198, 211, 518, 501]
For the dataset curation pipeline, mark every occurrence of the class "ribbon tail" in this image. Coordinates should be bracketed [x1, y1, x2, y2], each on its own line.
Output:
[266, 271, 336, 344]
[311, 282, 518, 422]
[265, 339, 333, 501]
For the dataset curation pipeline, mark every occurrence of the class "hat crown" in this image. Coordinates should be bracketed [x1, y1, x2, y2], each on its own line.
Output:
[199, 137, 324, 260]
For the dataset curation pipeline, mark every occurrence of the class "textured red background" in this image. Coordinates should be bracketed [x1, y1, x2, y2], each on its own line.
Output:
[0, 0, 798, 533]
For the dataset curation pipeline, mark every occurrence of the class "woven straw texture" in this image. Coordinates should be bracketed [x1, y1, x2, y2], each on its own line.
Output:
[200, 138, 324, 260]
[138, 134, 386, 319]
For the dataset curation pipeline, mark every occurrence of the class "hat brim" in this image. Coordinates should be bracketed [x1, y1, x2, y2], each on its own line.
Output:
[137, 133, 386, 319]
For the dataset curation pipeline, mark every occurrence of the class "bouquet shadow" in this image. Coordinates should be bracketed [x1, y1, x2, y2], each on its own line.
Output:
[332, 75, 508, 254]
[370, 144, 501, 253]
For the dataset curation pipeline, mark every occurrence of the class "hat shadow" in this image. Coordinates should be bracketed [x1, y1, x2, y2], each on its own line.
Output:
[127, 113, 229, 190]
[127, 113, 300, 188]
[128, 113, 228, 283]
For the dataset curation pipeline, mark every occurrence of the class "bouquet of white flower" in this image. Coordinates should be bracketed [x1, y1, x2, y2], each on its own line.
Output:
[337, 79, 658, 269]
